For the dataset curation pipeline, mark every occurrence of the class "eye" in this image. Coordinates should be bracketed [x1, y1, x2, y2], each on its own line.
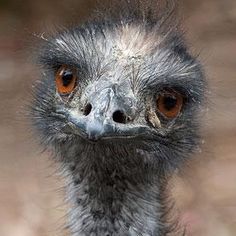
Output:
[157, 90, 184, 118]
[55, 65, 77, 95]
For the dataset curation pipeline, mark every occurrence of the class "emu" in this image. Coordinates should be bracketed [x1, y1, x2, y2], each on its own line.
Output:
[31, 0, 206, 235]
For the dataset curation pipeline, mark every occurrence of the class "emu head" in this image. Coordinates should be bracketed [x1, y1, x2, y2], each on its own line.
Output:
[31, 1, 206, 235]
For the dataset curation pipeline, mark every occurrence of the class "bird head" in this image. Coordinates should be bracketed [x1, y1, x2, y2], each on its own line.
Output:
[32, 16, 205, 174]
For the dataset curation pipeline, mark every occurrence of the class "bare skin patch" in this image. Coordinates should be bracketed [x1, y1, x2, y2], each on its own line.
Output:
[146, 105, 161, 128]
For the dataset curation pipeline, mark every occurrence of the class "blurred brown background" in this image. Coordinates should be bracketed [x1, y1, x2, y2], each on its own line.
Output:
[0, 0, 235, 235]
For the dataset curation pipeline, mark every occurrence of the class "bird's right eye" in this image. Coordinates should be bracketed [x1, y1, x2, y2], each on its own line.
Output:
[55, 65, 77, 95]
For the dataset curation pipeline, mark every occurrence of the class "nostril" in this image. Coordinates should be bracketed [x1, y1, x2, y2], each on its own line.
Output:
[112, 110, 127, 124]
[83, 103, 92, 116]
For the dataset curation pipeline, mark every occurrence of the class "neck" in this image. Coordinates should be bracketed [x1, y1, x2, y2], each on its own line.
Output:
[61, 143, 171, 236]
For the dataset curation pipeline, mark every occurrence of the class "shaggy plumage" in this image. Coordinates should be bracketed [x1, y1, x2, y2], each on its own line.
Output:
[31, 0, 206, 235]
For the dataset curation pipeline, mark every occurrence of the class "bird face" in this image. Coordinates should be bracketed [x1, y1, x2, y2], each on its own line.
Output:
[33, 24, 205, 171]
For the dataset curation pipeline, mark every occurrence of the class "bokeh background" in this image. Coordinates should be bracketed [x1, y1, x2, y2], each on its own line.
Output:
[0, 0, 235, 235]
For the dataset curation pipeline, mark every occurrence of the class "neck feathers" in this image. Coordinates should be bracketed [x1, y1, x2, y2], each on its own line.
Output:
[61, 145, 173, 235]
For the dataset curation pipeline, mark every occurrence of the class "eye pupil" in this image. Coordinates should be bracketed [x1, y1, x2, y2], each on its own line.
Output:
[163, 96, 177, 111]
[62, 71, 74, 87]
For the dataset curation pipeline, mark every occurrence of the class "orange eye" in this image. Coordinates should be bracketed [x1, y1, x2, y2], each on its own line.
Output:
[157, 90, 184, 118]
[55, 65, 77, 95]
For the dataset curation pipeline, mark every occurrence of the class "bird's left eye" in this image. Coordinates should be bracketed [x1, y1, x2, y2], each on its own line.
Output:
[157, 90, 184, 118]
[55, 65, 77, 95]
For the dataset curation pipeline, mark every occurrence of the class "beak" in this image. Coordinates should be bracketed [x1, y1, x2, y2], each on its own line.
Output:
[67, 87, 141, 141]
[75, 109, 117, 141]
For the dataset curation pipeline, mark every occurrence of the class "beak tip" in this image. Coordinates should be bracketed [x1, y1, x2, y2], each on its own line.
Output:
[87, 133, 101, 142]
[86, 120, 104, 141]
